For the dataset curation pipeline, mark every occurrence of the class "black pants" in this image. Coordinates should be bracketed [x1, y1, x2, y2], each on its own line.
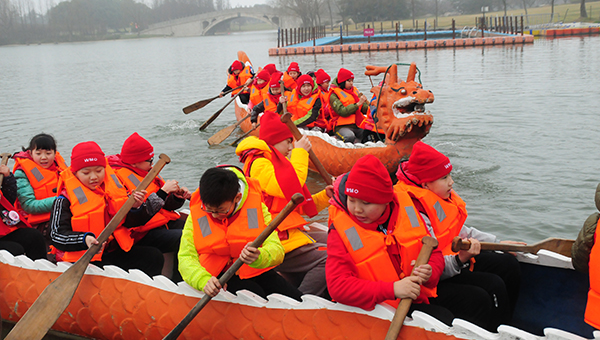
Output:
[0, 228, 47, 260]
[222, 269, 303, 302]
[135, 225, 183, 282]
[430, 251, 521, 332]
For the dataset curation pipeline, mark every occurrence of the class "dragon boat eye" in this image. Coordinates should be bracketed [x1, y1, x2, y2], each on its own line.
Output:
[401, 89, 407, 94]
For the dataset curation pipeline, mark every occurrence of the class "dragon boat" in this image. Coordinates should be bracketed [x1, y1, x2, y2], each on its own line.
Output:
[0, 244, 595, 340]
[232, 51, 434, 177]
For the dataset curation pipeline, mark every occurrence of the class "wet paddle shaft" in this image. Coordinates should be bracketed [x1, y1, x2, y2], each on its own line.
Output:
[451, 236, 574, 257]
[5, 154, 171, 340]
[163, 193, 305, 340]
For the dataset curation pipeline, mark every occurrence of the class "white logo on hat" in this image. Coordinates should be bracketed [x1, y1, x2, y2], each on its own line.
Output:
[444, 162, 451, 169]
[346, 188, 359, 194]
[83, 157, 98, 163]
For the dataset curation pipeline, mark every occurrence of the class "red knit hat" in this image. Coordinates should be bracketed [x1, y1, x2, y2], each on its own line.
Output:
[337, 68, 354, 83]
[259, 111, 293, 146]
[315, 69, 330, 85]
[263, 63, 277, 75]
[296, 74, 314, 89]
[121, 132, 154, 164]
[71, 141, 106, 172]
[231, 60, 244, 72]
[403, 141, 452, 184]
[257, 69, 271, 82]
[269, 72, 283, 89]
[345, 155, 393, 204]
[287, 62, 300, 73]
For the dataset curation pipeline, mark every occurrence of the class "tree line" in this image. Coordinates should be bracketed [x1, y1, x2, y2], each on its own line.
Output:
[0, 0, 589, 45]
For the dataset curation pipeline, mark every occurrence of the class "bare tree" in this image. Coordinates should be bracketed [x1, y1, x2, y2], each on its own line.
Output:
[580, 0, 587, 18]
[270, 0, 323, 27]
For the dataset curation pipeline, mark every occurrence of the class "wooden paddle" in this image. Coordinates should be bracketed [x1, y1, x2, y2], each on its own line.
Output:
[450, 236, 575, 258]
[163, 192, 305, 340]
[182, 85, 243, 114]
[230, 123, 260, 147]
[385, 236, 439, 340]
[0, 153, 11, 186]
[5, 153, 171, 340]
[207, 114, 251, 146]
[198, 88, 246, 131]
[279, 86, 332, 186]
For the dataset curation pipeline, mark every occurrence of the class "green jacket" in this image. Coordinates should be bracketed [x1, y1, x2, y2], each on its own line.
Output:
[329, 77, 369, 118]
[572, 183, 600, 273]
[14, 169, 56, 215]
[177, 167, 284, 292]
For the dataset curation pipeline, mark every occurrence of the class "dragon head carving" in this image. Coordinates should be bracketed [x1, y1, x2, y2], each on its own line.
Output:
[365, 63, 434, 142]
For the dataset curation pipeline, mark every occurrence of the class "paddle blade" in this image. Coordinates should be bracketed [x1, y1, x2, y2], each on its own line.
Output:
[207, 124, 237, 145]
[5, 260, 88, 340]
[183, 96, 217, 114]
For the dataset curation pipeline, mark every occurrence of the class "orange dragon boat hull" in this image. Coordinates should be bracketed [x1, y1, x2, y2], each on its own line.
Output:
[0, 248, 594, 339]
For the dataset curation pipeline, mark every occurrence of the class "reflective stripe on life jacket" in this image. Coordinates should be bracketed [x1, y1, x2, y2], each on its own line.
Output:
[329, 190, 436, 307]
[395, 181, 467, 255]
[13, 152, 68, 225]
[330, 86, 365, 127]
[114, 167, 180, 233]
[190, 178, 273, 279]
[59, 164, 131, 262]
[585, 221, 600, 329]
[250, 85, 269, 107]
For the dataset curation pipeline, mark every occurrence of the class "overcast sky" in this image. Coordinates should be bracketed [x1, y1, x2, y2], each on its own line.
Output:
[230, 0, 267, 7]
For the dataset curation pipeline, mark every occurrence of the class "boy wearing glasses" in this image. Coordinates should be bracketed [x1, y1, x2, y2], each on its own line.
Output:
[108, 132, 191, 281]
[178, 166, 302, 301]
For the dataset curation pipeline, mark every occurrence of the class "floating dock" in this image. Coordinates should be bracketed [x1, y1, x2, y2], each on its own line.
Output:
[269, 31, 534, 56]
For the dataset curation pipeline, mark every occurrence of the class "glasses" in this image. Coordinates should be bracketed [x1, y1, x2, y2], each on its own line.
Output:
[145, 157, 154, 163]
[201, 201, 235, 216]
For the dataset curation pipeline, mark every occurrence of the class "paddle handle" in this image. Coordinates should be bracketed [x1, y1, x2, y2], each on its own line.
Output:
[183, 85, 244, 114]
[0, 153, 11, 189]
[384, 236, 438, 340]
[163, 193, 305, 340]
[278, 89, 332, 186]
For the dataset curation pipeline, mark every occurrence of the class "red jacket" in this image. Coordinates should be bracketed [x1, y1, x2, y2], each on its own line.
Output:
[325, 174, 444, 310]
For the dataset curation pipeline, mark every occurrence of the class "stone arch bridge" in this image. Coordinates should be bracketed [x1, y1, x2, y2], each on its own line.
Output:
[141, 7, 282, 37]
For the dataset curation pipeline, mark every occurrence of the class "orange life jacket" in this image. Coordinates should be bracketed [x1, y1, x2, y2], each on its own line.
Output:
[287, 89, 320, 127]
[227, 65, 253, 96]
[585, 221, 600, 329]
[58, 164, 132, 262]
[189, 179, 273, 279]
[282, 72, 297, 90]
[250, 84, 269, 107]
[13, 152, 68, 225]
[114, 167, 180, 233]
[330, 86, 365, 127]
[329, 190, 437, 307]
[395, 181, 467, 255]
[0, 195, 31, 237]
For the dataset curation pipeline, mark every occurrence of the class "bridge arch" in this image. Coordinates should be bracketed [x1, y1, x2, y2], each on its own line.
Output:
[203, 12, 279, 35]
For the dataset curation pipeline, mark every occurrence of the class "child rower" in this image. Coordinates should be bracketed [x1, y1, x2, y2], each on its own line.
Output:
[50, 141, 164, 277]
[286, 74, 324, 131]
[329, 68, 369, 143]
[219, 60, 254, 105]
[326, 154, 453, 325]
[395, 141, 522, 331]
[178, 166, 302, 301]
[250, 72, 284, 128]
[248, 69, 271, 109]
[315, 69, 333, 133]
[1, 162, 47, 260]
[108, 132, 191, 280]
[282, 62, 301, 90]
[13, 133, 68, 239]
[236, 111, 331, 298]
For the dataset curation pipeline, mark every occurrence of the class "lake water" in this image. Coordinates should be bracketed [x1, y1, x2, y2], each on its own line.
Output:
[1, 31, 599, 244]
